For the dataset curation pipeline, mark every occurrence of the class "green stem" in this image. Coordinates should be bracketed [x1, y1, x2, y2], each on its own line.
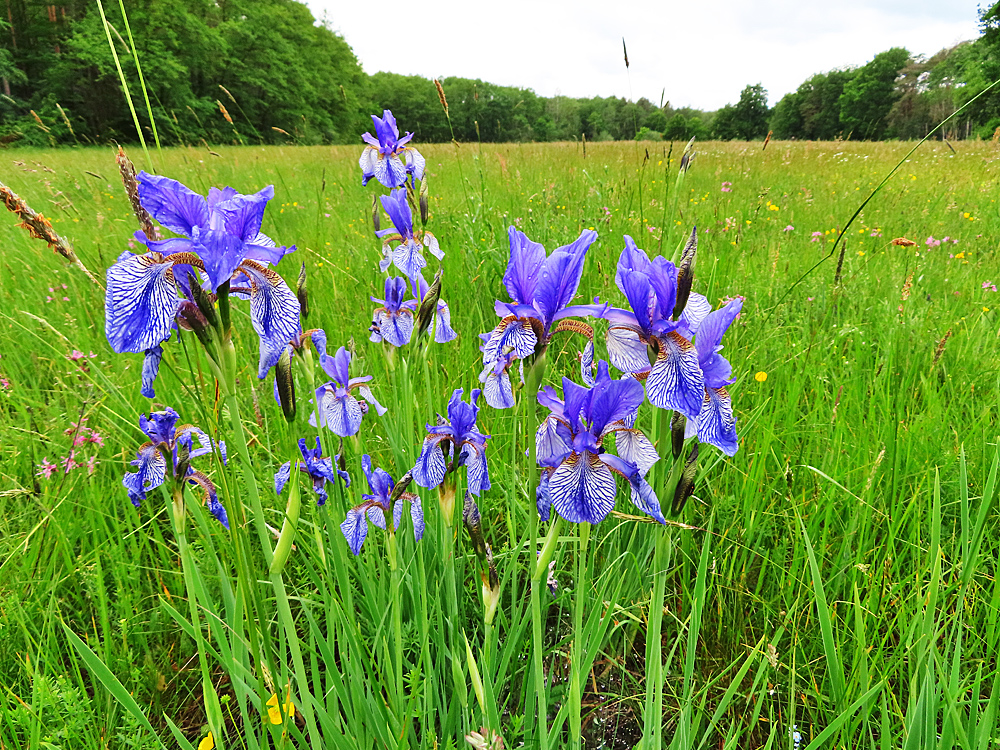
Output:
[523, 354, 548, 750]
[569, 522, 591, 748]
[223, 389, 273, 566]
[388, 529, 404, 720]
[171, 486, 224, 745]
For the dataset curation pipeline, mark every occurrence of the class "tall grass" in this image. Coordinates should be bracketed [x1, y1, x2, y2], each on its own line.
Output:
[0, 138, 998, 748]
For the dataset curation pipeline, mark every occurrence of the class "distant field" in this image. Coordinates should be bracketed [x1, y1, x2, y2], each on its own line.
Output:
[1, 139, 998, 748]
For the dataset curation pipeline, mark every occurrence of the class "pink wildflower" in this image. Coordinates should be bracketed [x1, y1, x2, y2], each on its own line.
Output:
[926, 236, 941, 248]
[68, 350, 87, 361]
[60, 452, 80, 474]
[811, 232, 823, 243]
[36, 458, 58, 479]
[783, 225, 794, 232]
[86, 455, 99, 475]
[0, 377, 9, 390]
[88, 432, 104, 447]
[721, 182, 733, 193]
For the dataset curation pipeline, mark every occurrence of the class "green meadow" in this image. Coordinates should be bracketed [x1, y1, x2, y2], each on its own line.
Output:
[1, 138, 998, 749]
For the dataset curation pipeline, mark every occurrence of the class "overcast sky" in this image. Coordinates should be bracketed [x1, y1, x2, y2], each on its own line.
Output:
[305, 0, 983, 111]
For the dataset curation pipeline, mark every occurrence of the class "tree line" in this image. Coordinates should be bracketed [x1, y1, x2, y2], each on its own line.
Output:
[2, 0, 999, 147]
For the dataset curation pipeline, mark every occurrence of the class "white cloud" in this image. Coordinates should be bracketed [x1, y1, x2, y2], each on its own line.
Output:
[307, 0, 981, 110]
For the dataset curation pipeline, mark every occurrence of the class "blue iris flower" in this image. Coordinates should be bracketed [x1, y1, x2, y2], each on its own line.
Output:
[369, 275, 457, 347]
[123, 407, 229, 529]
[341, 455, 424, 555]
[686, 297, 744, 456]
[479, 227, 606, 408]
[358, 110, 426, 189]
[601, 236, 712, 419]
[534, 361, 664, 526]
[274, 436, 350, 506]
[104, 173, 300, 395]
[375, 188, 443, 283]
[311, 346, 387, 437]
[412, 388, 491, 496]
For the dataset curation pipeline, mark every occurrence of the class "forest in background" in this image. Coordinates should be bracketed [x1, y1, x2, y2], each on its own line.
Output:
[3, 0, 1000, 147]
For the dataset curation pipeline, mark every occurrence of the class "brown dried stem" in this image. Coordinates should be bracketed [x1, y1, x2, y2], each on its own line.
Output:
[116, 146, 159, 240]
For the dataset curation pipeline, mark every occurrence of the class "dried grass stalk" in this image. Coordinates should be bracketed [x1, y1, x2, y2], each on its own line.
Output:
[116, 146, 159, 240]
[0, 179, 103, 289]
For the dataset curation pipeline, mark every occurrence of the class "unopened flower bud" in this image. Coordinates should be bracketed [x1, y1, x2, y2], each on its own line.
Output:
[673, 227, 697, 320]
[187, 271, 219, 330]
[419, 177, 430, 226]
[371, 194, 380, 233]
[463, 491, 488, 562]
[276, 347, 296, 423]
[176, 300, 214, 349]
[481, 546, 501, 624]
[671, 443, 699, 515]
[414, 268, 442, 341]
[296, 262, 309, 321]
[670, 411, 686, 460]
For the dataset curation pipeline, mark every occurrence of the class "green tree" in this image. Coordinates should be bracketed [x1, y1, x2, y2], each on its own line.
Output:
[839, 47, 911, 139]
[732, 83, 770, 139]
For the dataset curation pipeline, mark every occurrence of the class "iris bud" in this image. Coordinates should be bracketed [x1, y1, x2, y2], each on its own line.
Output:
[670, 412, 686, 460]
[371, 194, 380, 233]
[414, 268, 442, 341]
[419, 177, 430, 226]
[187, 271, 219, 330]
[673, 227, 697, 320]
[176, 300, 214, 349]
[463, 491, 488, 562]
[276, 347, 296, 423]
[296, 262, 309, 321]
[671, 443, 699, 515]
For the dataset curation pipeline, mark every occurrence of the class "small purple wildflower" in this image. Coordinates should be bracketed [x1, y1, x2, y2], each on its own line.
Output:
[720, 182, 732, 193]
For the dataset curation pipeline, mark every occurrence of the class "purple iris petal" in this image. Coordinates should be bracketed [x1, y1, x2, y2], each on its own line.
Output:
[320, 387, 364, 437]
[534, 229, 598, 330]
[105, 253, 181, 354]
[216, 187, 274, 242]
[504, 227, 547, 305]
[137, 172, 209, 236]
[695, 298, 743, 388]
[646, 332, 705, 419]
[549, 452, 617, 525]
[275, 461, 292, 495]
[615, 236, 652, 292]
[698, 386, 738, 456]
[412, 435, 448, 490]
[341, 507, 369, 555]
[140, 407, 179, 445]
[123, 445, 166, 508]
[206, 491, 230, 530]
[598, 453, 664, 523]
[374, 155, 408, 189]
[239, 261, 302, 379]
[141, 344, 164, 399]
[380, 189, 413, 239]
[537, 469, 553, 522]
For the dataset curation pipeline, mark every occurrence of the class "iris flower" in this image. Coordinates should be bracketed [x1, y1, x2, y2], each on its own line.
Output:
[479, 227, 604, 408]
[412, 388, 491, 496]
[104, 173, 299, 394]
[123, 407, 229, 528]
[535, 361, 663, 525]
[602, 236, 711, 419]
[274, 436, 350, 506]
[369, 275, 456, 347]
[358, 110, 426, 189]
[312, 346, 386, 436]
[341, 456, 423, 555]
[376, 188, 442, 283]
[687, 298, 744, 455]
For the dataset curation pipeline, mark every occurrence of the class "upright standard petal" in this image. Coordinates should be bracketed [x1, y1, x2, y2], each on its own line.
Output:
[504, 227, 547, 305]
[105, 253, 180, 354]
[534, 229, 598, 328]
[137, 172, 209, 236]
[239, 260, 302, 378]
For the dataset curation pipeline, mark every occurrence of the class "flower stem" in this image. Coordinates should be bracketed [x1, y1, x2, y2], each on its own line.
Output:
[569, 522, 591, 749]
[171, 486, 224, 745]
[524, 354, 548, 750]
[388, 529, 405, 720]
